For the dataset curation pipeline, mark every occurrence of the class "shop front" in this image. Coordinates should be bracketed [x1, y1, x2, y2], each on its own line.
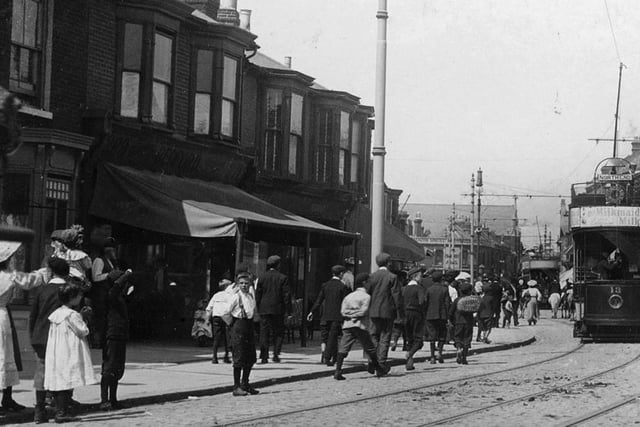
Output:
[88, 163, 358, 340]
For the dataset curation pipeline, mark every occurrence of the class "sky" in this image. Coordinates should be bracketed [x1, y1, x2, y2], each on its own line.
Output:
[239, 0, 640, 247]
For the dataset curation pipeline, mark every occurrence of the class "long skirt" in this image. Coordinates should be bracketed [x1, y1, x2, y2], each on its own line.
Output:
[231, 318, 257, 368]
[524, 299, 539, 324]
[0, 307, 19, 388]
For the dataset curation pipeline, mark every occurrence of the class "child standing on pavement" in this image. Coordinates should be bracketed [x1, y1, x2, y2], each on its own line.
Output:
[225, 272, 259, 396]
[44, 281, 97, 423]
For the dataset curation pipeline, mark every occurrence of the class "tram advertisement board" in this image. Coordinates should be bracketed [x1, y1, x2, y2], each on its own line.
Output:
[570, 206, 640, 229]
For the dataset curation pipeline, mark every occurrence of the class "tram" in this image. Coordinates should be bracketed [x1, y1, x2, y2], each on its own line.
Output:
[570, 157, 640, 341]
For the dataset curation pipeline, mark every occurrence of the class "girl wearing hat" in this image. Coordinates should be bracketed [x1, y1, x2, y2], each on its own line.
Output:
[523, 280, 542, 325]
[0, 241, 46, 413]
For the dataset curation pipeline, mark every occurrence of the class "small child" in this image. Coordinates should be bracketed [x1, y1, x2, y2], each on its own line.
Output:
[44, 281, 97, 423]
[502, 295, 513, 328]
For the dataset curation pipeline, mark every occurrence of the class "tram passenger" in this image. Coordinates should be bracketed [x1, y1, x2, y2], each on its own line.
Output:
[593, 250, 623, 279]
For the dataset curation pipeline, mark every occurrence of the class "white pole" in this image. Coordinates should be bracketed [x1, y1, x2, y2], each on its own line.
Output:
[371, 0, 388, 271]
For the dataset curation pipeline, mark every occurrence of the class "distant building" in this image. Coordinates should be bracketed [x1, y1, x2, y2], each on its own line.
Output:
[401, 203, 520, 277]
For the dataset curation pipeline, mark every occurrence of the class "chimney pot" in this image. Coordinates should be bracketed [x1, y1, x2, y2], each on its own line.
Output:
[284, 56, 292, 68]
[239, 9, 251, 31]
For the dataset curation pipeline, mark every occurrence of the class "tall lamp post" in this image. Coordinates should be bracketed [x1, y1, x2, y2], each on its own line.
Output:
[475, 167, 483, 274]
[370, 0, 388, 271]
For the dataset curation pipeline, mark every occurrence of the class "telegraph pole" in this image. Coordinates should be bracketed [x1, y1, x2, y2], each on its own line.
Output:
[470, 174, 475, 282]
[370, 0, 388, 271]
[476, 168, 483, 273]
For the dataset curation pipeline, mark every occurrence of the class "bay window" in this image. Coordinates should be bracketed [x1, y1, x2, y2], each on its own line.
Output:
[10, 0, 47, 107]
[350, 119, 361, 184]
[264, 89, 282, 171]
[193, 49, 214, 134]
[288, 93, 303, 175]
[315, 111, 333, 184]
[117, 21, 175, 126]
[221, 55, 238, 137]
[338, 111, 350, 185]
[152, 32, 173, 124]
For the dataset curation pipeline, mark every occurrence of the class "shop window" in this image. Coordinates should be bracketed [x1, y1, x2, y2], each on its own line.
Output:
[117, 22, 175, 126]
[350, 119, 361, 184]
[221, 55, 238, 137]
[10, 0, 48, 108]
[44, 177, 70, 234]
[315, 111, 333, 184]
[193, 49, 214, 135]
[288, 93, 303, 176]
[264, 88, 282, 172]
[338, 111, 350, 185]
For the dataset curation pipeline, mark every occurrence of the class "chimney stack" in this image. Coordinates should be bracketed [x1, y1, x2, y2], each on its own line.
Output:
[413, 213, 423, 238]
[184, 0, 220, 19]
[217, 0, 239, 26]
[239, 9, 251, 31]
[284, 56, 292, 69]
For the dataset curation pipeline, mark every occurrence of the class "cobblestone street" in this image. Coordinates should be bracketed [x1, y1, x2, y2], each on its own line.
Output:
[6, 314, 606, 427]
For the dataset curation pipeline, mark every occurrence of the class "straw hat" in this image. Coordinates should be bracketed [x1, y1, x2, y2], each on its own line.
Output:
[527, 279, 538, 287]
[0, 241, 21, 264]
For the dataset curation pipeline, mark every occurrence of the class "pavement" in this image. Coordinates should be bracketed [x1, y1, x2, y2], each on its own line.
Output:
[3, 310, 536, 424]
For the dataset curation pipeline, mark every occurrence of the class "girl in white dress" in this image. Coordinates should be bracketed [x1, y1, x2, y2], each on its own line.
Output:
[0, 241, 45, 413]
[44, 281, 97, 422]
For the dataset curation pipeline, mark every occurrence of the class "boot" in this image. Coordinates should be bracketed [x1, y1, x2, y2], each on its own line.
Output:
[34, 391, 49, 424]
[1, 387, 25, 412]
[438, 344, 445, 363]
[54, 391, 78, 423]
[456, 347, 463, 364]
[99, 377, 112, 411]
[320, 351, 326, 364]
[461, 347, 469, 365]
[232, 367, 247, 396]
[334, 353, 347, 380]
[405, 356, 414, 371]
[240, 367, 259, 395]
[109, 380, 124, 409]
[223, 354, 231, 364]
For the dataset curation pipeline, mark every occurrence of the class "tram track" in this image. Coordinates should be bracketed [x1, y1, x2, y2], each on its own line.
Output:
[557, 395, 640, 427]
[223, 342, 585, 426]
[420, 347, 640, 426]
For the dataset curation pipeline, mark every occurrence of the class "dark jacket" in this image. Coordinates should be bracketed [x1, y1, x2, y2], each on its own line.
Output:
[449, 297, 475, 326]
[425, 283, 451, 320]
[106, 272, 130, 340]
[311, 278, 349, 322]
[402, 282, 425, 313]
[256, 269, 291, 316]
[478, 293, 499, 319]
[29, 277, 64, 355]
[366, 268, 401, 319]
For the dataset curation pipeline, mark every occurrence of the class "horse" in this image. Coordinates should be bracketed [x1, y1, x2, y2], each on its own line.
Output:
[560, 289, 575, 320]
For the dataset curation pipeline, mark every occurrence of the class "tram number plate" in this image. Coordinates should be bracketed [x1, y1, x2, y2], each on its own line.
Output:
[610, 286, 622, 294]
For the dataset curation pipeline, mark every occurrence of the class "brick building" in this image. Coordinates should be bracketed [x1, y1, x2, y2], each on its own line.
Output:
[1, 0, 423, 337]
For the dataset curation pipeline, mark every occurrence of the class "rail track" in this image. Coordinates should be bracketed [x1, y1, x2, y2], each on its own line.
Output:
[557, 395, 640, 427]
[420, 347, 640, 426]
[223, 342, 585, 426]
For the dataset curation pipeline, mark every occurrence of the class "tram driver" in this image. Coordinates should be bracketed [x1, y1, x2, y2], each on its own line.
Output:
[593, 249, 625, 280]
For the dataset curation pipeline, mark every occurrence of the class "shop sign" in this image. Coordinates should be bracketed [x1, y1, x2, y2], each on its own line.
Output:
[570, 206, 640, 228]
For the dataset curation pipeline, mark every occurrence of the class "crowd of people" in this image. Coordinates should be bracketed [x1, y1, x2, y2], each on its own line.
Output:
[204, 253, 571, 397]
[0, 225, 132, 423]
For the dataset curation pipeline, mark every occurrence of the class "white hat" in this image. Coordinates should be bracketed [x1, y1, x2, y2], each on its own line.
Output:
[0, 241, 21, 264]
[455, 272, 471, 281]
[527, 279, 538, 287]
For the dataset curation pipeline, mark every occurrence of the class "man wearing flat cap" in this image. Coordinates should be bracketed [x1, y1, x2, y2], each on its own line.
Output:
[255, 255, 291, 363]
[308, 265, 349, 366]
[366, 252, 401, 375]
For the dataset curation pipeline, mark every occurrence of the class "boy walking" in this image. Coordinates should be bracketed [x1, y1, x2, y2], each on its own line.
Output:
[334, 273, 386, 380]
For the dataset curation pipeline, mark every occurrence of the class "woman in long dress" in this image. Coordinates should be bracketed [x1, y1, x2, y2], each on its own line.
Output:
[523, 280, 542, 326]
[0, 242, 45, 412]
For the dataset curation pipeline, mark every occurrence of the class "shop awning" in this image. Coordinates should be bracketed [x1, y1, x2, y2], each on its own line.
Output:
[89, 164, 357, 247]
[383, 221, 426, 262]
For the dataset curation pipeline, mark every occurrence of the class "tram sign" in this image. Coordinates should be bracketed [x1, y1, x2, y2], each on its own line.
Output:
[570, 206, 640, 229]
[594, 157, 633, 183]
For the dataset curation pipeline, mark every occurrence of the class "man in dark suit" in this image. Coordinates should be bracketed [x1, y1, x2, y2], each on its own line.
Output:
[366, 252, 401, 375]
[255, 255, 291, 363]
[307, 265, 350, 366]
[424, 270, 452, 363]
